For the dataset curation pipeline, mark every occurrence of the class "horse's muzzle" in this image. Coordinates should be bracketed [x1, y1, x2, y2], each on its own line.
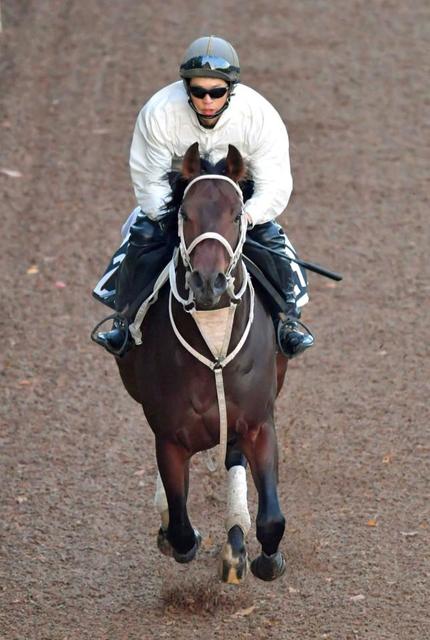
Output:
[188, 269, 228, 307]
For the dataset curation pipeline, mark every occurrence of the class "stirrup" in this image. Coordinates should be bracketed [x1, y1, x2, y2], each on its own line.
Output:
[277, 316, 314, 359]
[90, 313, 131, 357]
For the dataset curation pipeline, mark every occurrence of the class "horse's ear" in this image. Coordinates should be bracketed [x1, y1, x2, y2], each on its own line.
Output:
[225, 145, 246, 183]
[182, 142, 201, 179]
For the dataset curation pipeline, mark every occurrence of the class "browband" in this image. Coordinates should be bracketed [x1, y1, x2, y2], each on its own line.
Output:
[182, 174, 244, 201]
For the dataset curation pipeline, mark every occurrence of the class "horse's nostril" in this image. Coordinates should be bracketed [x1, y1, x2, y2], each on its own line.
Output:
[189, 270, 227, 301]
[213, 273, 227, 294]
[190, 270, 204, 292]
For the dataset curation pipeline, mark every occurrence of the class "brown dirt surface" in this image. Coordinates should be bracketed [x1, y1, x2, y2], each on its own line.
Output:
[1, 1, 429, 639]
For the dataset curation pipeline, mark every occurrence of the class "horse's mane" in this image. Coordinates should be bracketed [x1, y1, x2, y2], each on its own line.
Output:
[162, 156, 254, 220]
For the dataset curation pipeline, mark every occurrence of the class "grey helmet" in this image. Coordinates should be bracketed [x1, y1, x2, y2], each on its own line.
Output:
[179, 36, 240, 84]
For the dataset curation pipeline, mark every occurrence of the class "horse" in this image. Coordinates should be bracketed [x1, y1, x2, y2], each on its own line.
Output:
[116, 143, 288, 583]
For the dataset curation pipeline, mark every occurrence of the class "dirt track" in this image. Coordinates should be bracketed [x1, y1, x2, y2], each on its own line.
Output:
[1, 2, 429, 639]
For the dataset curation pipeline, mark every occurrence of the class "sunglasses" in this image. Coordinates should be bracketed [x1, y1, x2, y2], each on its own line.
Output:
[189, 85, 229, 100]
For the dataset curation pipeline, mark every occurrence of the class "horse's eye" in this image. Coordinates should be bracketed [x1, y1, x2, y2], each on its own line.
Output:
[234, 212, 242, 224]
[180, 208, 189, 222]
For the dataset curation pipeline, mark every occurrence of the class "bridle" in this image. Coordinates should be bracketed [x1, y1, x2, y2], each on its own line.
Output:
[170, 174, 249, 311]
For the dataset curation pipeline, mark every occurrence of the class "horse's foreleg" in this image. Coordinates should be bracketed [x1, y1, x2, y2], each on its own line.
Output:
[154, 471, 173, 557]
[219, 447, 251, 584]
[244, 421, 286, 581]
[155, 440, 200, 563]
[154, 463, 192, 557]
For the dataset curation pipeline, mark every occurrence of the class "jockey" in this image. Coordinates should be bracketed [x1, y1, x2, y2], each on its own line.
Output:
[93, 35, 314, 358]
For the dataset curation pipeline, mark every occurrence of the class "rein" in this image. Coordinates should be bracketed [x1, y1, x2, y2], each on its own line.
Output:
[169, 174, 254, 471]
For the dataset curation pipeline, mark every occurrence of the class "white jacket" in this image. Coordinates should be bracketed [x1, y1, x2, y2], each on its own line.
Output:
[129, 81, 293, 226]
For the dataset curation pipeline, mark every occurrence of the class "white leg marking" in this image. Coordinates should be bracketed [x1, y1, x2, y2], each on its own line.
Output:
[225, 465, 251, 536]
[154, 471, 169, 529]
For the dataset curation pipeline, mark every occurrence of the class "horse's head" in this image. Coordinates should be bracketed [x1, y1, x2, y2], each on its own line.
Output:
[177, 143, 247, 309]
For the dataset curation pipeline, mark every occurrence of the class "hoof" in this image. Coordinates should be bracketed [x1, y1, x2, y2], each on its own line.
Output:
[251, 551, 286, 581]
[157, 527, 174, 557]
[173, 529, 202, 564]
[219, 541, 249, 585]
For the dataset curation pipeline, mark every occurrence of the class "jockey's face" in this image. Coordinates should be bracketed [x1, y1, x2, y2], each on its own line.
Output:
[189, 77, 229, 125]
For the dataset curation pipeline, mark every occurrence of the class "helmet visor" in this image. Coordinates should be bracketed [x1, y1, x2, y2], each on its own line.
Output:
[181, 55, 240, 75]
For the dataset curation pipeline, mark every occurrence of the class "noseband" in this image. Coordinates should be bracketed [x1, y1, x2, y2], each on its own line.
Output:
[170, 175, 249, 310]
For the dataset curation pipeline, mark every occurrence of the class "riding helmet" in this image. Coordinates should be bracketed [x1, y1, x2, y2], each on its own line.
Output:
[179, 36, 240, 84]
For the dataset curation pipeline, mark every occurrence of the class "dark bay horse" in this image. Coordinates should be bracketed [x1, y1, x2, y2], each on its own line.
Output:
[117, 143, 288, 582]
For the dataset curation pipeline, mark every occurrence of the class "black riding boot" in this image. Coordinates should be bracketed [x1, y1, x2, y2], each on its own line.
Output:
[244, 221, 314, 359]
[94, 212, 176, 355]
[276, 295, 314, 359]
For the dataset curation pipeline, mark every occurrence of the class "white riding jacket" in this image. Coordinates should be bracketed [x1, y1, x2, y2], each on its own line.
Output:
[130, 81, 293, 227]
